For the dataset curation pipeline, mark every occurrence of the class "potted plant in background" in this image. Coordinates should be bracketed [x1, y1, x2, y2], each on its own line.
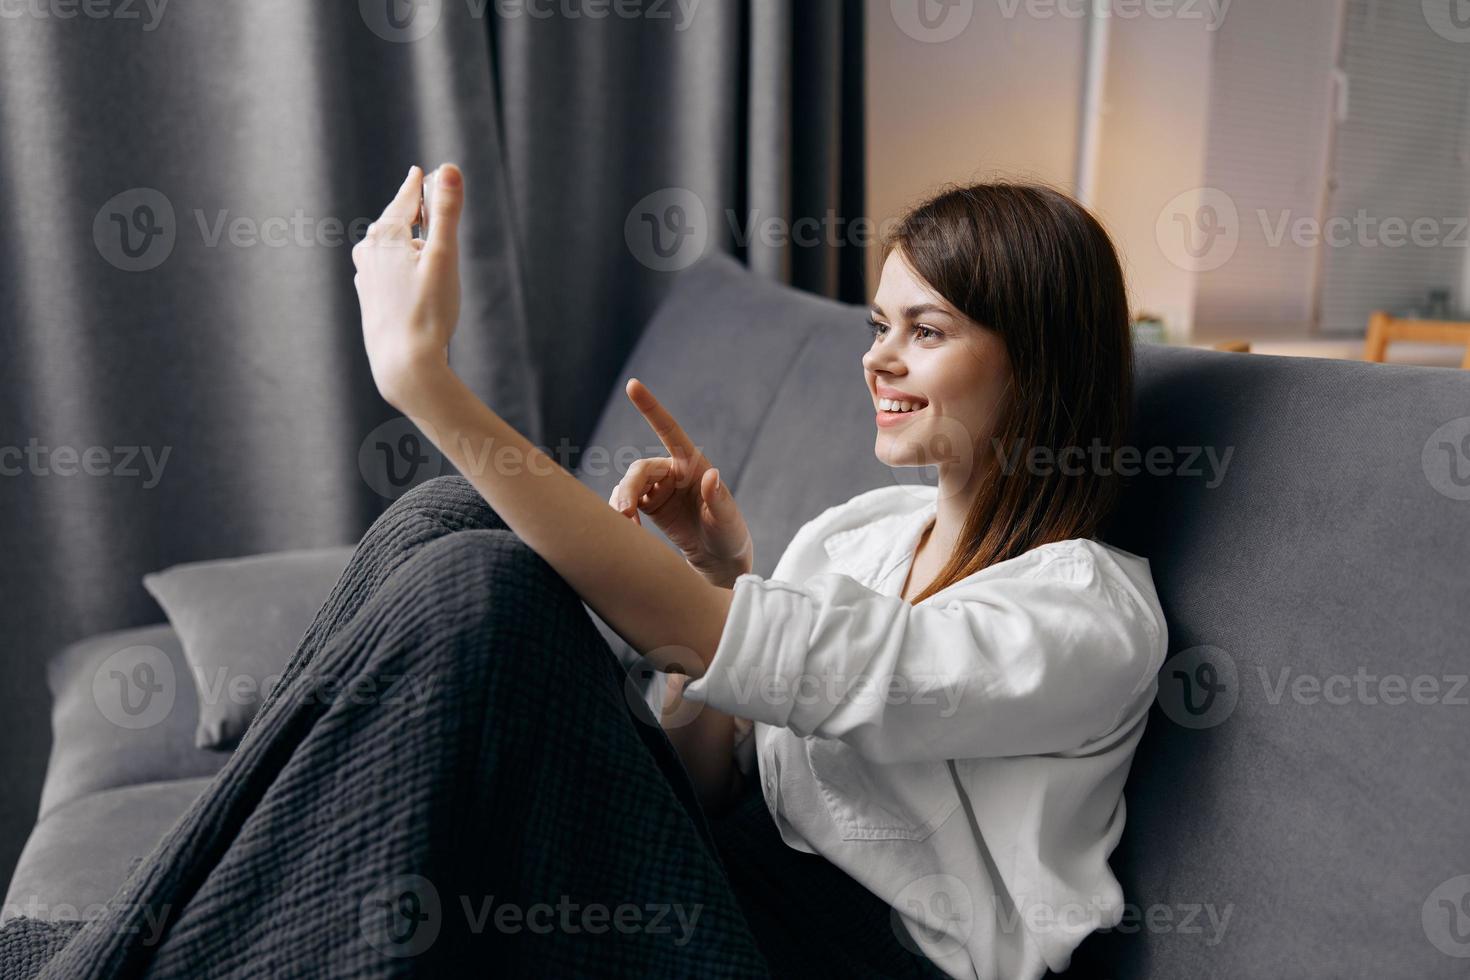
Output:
[1131, 312, 1167, 345]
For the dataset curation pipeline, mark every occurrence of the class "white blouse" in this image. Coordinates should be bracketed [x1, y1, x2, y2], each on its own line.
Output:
[681, 483, 1167, 980]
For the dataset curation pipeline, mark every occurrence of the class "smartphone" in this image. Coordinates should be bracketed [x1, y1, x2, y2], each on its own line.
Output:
[415, 167, 439, 239]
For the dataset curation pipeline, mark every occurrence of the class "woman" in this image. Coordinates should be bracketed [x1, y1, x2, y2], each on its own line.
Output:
[347, 166, 1167, 979]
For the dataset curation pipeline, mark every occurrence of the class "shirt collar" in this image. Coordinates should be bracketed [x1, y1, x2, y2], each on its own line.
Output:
[820, 485, 940, 593]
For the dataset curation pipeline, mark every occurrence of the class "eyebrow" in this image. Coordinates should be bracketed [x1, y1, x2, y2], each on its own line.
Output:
[868, 302, 954, 321]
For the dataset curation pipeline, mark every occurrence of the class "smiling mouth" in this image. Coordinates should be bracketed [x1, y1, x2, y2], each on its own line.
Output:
[876, 404, 927, 426]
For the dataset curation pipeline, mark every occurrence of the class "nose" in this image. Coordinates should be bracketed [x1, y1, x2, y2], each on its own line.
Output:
[862, 336, 903, 376]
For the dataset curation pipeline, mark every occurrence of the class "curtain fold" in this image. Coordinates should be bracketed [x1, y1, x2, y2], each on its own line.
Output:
[0, 1, 537, 890]
[490, 0, 866, 466]
[0, 0, 863, 890]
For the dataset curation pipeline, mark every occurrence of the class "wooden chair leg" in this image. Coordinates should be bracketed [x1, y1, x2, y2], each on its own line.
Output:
[1364, 311, 1392, 363]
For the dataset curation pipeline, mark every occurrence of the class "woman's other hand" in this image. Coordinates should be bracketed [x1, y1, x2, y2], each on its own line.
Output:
[352, 164, 463, 411]
[609, 379, 754, 589]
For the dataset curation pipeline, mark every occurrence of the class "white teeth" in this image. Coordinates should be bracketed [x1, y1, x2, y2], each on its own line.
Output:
[879, 398, 924, 413]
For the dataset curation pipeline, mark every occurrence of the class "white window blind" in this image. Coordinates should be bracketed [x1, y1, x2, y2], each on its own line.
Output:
[1193, 0, 1342, 333]
[1317, 0, 1470, 334]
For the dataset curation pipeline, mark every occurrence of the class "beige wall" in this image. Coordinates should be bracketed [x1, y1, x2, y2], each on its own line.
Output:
[1190, 0, 1342, 338]
[864, 0, 1086, 291]
[865, 1, 1220, 342]
[1088, 14, 1217, 342]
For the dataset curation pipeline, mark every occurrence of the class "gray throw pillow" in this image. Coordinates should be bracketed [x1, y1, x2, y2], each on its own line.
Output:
[143, 546, 355, 750]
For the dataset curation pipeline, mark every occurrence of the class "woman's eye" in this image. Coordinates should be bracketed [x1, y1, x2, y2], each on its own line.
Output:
[866, 319, 940, 342]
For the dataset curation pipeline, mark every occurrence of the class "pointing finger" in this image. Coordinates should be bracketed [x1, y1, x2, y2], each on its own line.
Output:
[625, 378, 705, 467]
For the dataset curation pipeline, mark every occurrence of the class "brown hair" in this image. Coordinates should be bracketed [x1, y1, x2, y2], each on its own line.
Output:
[884, 182, 1133, 606]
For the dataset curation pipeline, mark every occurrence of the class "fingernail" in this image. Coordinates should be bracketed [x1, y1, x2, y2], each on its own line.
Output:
[713, 469, 721, 491]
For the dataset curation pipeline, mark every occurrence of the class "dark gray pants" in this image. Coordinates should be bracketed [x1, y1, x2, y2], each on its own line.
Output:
[3, 474, 951, 979]
[366, 475, 950, 978]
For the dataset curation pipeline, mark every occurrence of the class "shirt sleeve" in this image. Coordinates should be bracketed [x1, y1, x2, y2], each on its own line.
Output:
[680, 554, 1164, 765]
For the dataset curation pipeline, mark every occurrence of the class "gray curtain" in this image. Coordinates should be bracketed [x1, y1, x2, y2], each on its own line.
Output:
[492, 0, 866, 460]
[0, 0, 862, 888]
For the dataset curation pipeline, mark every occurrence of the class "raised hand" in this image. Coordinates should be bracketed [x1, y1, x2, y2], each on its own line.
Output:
[352, 164, 464, 411]
[609, 378, 754, 588]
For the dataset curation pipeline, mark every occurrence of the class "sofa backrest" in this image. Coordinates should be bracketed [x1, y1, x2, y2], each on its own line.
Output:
[579, 252, 1470, 978]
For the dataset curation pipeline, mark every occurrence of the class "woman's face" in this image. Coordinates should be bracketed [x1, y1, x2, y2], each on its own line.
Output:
[863, 249, 1012, 476]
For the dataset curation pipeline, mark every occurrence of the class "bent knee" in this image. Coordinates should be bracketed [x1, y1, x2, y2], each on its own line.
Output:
[405, 525, 536, 577]
[391, 475, 506, 532]
[401, 528, 568, 616]
[400, 531, 615, 677]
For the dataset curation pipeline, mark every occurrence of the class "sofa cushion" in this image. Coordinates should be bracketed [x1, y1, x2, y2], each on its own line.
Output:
[142, 546, 355, 749]
[38, 624, 230, 820]
[3, 777, 213, 924]
[1071, 346, 1470, 978]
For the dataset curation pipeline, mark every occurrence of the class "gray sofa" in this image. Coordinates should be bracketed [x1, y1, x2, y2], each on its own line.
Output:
[7, 252, 1469, 978]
